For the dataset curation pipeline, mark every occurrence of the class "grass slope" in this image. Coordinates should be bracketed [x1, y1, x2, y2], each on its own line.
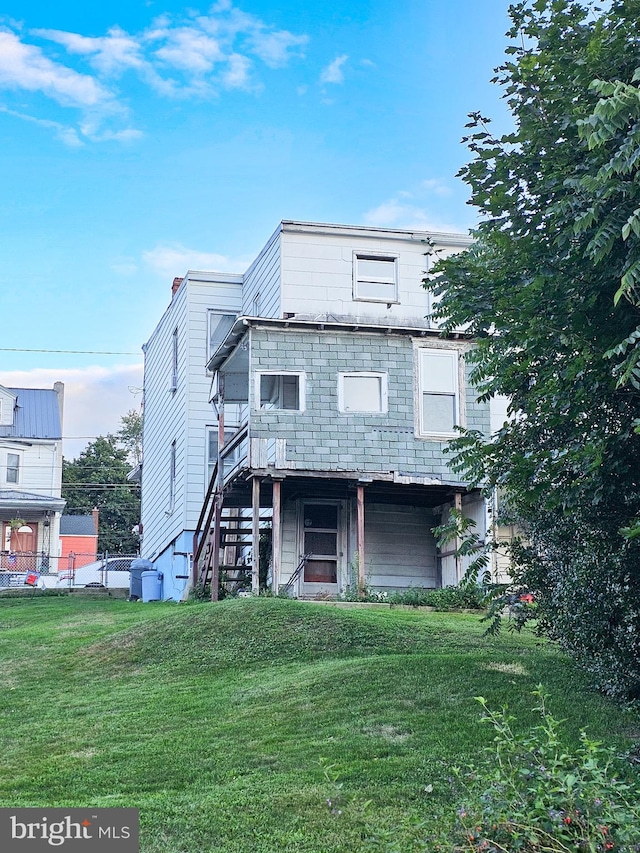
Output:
[0, 596, 636, 852]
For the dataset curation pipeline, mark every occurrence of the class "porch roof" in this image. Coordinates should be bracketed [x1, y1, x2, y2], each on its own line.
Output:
[0, 490, 66, 515]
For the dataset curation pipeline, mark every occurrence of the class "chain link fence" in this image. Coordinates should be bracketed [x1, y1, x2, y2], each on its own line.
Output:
[0, 552, 140, 590]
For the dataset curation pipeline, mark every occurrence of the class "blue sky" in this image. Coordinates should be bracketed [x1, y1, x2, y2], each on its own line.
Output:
[0, 0, 513, 456]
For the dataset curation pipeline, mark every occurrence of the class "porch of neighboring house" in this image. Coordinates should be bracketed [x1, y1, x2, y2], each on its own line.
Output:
[0, 491, 65, 587]
[193, 431, 481, 599]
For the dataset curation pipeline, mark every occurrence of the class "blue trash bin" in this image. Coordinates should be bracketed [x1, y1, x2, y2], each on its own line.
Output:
[141, 570, 163, 602]
[129, 558, 154, 600]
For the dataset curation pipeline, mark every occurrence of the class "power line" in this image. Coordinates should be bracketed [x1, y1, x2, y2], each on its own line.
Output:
[0, 347, 140, 355]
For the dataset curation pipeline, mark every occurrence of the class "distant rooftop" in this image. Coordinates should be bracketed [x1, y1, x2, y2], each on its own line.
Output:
[0, 387, 62, 440]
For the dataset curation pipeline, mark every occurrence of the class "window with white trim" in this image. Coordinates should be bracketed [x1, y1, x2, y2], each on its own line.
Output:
[170, 327, 178, 392]
[353, 254, 399, 303]
[418, 349, 460, 436]
[6, 452, 20, 484]
[207, 312, 236, 361]
[338, 373, 387, 413]
[168, 440, 176, 512]
[256, 372, 305, 411]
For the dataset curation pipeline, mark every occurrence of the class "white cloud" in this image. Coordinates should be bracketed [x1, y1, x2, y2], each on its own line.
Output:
[0, 30, 111, 107]
[2, 365, 144, 460]
[320, 54, 348, 85]
[33, 26, 146, 76]
[246, 28, 308, 68]
[151, 27, 224, 73]
[142, 243, 250, 279]
[363, 180, 470, 233]
[0, 105, 83, 146]
[0, 4, 308, 143]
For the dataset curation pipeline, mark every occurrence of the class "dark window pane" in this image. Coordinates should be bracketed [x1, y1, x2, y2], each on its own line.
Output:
[303, 505, 338, 529]
[304, 531, 337, 555]
[304, 559, 337, 583]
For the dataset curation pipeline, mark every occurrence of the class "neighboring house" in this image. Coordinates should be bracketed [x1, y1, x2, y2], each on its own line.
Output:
[0, 383, 65, 574]
[139, 271, 243, 600]
[59, 510, 99, 569]
[140, 221, 493, 601]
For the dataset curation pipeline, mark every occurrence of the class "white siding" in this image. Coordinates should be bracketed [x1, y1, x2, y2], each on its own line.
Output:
[279, 229, 453, 325]
[140, 273, 243, 561]
[363, 503, 438, 590]
[242, 226, 281, 318]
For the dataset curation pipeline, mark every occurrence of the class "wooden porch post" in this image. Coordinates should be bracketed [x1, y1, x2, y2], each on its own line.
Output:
[251, 477, 261, 594]
[454, 491, 463, 584]
[210, 496, 222, 601]
[211, 377, 225, 602]
[356, 484, 365, 595]
[271, 479, 282, 594]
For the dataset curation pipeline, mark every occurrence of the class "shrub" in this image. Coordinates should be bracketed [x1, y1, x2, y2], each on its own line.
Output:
[388, 585, 487, 611]
[436, 687, 640, 852]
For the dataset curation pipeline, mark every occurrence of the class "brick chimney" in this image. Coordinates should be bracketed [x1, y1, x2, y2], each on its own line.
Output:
[172, 277, 183, 297]
[92, 507, 99, 535]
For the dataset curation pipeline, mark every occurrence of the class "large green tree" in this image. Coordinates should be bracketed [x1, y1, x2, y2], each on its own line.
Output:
[428, 0, 640, 699]
[62, 420, 141, 554]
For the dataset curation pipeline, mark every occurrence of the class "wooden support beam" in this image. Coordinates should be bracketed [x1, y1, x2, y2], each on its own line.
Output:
[210, 495, 222, 602]
[251, 477, 261, 594]
[357, 484, 365, 595]
[454, 491, 463, 584]
[271, 479, 282, 594]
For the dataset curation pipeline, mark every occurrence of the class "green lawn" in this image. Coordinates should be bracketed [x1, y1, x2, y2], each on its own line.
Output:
[0, 595, 637, 852]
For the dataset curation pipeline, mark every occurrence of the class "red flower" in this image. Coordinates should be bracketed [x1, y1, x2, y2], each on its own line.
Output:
[519, 593, 535, 604]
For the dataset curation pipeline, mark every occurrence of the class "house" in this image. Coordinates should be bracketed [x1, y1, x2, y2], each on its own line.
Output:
[0, 383, 65, 575]
[59, 510, 99, 570]
[140, 221, 492, 601]
[139, 271, 243, 600]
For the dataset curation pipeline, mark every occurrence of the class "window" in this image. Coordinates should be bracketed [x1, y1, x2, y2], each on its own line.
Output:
[207, 312, 236, 361]
[6, 453, 19, 484]
[338, 373, 387, 413]
[206, 427, 242, 485]
[170, 327, 178, 391]
[353, 254, 399, 303]
[256, 372, 304, 411]
[418, 349, 460, 436]
[168, 441, 176, 512]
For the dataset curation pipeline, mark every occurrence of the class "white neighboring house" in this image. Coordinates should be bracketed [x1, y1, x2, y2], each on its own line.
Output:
[140, 221, 498, 602]
[0, 383, 65, 576]
[139, 272, 243, 600]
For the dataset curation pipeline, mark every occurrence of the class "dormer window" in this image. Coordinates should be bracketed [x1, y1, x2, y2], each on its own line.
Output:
[353, 253, 399, 303]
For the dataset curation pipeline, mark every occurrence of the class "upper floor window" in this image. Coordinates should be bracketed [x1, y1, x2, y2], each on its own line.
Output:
[168, 440, 177, 512]
[206, 426, 242, 486]
[207, 312, 236, 362]
[170, 327, 178, 392]
[418, 349, 461, 437]
[256, 372, 305, 411]
[338, 373, 388, 413]
[353, 253, 399, 303]
[6, 452, 20, 484]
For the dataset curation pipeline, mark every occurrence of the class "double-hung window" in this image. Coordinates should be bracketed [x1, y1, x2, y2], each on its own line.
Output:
[6, 453, 19, 484]
[338, 373, 388, 413]
[168, 441, 177, 512]
[170, 327, 178, 392]
[353, 254, 399, 303]
[418, 349, 461, 436]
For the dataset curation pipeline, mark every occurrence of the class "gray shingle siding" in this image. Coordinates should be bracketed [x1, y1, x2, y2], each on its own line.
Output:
[249, 327, 490, 482]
